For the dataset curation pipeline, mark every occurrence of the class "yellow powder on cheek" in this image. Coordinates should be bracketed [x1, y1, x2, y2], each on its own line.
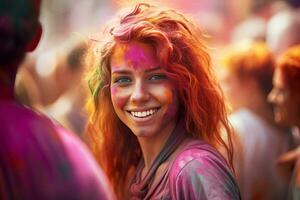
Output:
[157, 86, 178, 113]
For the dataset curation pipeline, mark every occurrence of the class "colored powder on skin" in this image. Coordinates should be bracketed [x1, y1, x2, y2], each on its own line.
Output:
[164, 88, 178, 118]
[111, 45, 126, 66]
[112, 42, 159, 71]
[124, 43, 157, 70]
[111, 87, 118, 96]
[111, 86, 127, 109]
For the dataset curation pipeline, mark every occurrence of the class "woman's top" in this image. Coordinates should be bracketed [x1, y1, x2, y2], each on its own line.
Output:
[0, 101, 115, 200]
[129, 122, 241, 200]
[288, 156, 300, 200]
[230, 108, 291, 200]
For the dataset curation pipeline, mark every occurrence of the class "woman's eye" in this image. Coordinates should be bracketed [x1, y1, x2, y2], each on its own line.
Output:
[149, 74, 167, 81]
[113, 77, 131, 84]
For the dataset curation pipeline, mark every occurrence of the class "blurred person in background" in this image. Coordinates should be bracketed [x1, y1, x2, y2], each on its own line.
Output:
[220, 40, 292, 200]
[43, 39, 89, 136]
[15, 63, 43, 108]
[268, 44, 300, 200]
[266, 2, 300, 56]
[0, 0, 115, 199]
[15, 38, 90, 136]
[17, 49, 64, 107]
[230, 0, 290, 44]
[85, 3, 241, 200]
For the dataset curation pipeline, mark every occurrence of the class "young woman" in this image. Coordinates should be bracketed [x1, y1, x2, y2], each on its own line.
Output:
[220, 41, 293, 200]
[268, 44, 300, 200]
[86, 3, 241, 199]
[268, 44, 300, 128]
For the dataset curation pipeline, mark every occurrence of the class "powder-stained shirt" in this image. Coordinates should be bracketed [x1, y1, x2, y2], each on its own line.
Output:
[130, 137, 241, 200]
[168, 140, 241, 200]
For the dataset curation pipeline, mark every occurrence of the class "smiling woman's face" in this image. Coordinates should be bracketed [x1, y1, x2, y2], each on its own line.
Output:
[268, 69, 300, 126]
[109, 41, 178, 139]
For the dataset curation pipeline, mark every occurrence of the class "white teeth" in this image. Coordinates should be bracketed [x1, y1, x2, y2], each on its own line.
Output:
[130, 108, 157, 118]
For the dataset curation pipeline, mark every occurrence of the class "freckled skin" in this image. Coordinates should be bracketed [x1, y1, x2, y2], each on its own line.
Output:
[110, 41, 178, 139]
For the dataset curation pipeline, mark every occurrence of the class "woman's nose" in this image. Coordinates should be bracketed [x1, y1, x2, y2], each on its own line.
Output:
[268, 88, 277, 104]
[130, 80, 150, 104]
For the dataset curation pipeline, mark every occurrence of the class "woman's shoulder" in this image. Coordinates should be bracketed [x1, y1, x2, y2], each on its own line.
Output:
[170, 139, 228, 176]
[168, 139, 241, 200]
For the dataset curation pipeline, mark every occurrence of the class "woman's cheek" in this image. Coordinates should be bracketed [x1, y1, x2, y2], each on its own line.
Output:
[111, 86, 118, 96]
[166, 89, 178, 118]
[111, 86, 128, 108]
[153, 85, 178, 118]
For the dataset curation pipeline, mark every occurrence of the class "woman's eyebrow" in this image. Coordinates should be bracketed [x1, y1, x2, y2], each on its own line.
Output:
[111, 68, 132, 74]
[112, 67, 162, 74]
[145, 67, 162, 73]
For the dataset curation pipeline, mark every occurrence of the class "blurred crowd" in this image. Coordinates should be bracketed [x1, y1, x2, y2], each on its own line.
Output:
[11, 0, 300, 199]
[14, 0, 300, 135]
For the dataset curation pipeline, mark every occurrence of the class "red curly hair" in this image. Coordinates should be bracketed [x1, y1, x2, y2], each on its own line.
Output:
[276, 44, 300, 93]
[85, 3, 234, 199]
[221, 41, 275, 97]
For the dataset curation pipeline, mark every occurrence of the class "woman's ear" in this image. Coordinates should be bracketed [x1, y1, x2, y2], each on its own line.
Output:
[26, 22, 42, 52]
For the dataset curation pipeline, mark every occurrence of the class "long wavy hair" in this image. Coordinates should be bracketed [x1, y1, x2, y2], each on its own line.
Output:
[85, 3, 234, 199]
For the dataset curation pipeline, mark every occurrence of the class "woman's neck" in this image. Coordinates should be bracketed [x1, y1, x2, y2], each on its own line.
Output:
[247, 101, 275, 125]
[243, 89, 277, 127]
[137, 120, 177, 172]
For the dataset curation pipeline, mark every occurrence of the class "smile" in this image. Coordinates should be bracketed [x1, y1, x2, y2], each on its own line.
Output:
[128, 108, 159, 118]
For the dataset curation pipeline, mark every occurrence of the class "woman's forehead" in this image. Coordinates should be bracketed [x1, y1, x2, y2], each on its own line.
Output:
[110, 41, 160, 70]
[113, 41, 155, 57]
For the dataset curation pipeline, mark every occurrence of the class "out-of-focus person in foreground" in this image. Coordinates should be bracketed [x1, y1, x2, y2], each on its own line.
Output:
[0, 0, 115, 199]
